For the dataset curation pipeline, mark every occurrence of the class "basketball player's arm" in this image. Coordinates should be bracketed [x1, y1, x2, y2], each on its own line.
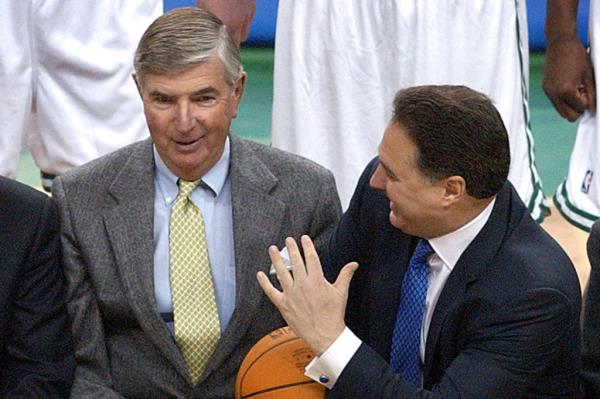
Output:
[195, 0, 256, 47]
[543, 0, 596, 121]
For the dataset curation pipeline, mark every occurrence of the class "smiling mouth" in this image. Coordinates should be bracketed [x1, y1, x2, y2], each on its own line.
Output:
[175, 138, 199, 145]
[173, 136, 205, 151]
[174, 134, 206, 144]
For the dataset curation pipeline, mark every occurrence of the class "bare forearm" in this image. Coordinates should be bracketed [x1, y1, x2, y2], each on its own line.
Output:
[543, 0, 595, 121]
[546, 0, 580, 43]
[196, 0, 256, 46]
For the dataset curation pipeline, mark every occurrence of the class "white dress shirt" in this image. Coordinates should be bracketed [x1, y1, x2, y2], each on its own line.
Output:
[305, 198, 496, 388]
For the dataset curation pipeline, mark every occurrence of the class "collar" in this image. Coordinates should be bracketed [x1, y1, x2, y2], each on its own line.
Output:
[428, 197, 496, 272]
[153, 136, 230, 200]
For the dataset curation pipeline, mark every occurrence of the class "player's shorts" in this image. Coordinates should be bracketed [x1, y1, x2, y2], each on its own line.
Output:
[554, 0, 600, 230]
[272, 0, 546, 219]
[0, 0, 162, 187]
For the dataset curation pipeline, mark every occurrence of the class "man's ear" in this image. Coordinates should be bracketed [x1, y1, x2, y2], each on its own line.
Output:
[441, 176, 466, 207]
[231, 73, 247, 119]
[132, 74, 143, 98]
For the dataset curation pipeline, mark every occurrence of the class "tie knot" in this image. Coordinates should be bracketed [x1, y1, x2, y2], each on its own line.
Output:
[411, 240, 433, 266]
[178, 179, 200, 199]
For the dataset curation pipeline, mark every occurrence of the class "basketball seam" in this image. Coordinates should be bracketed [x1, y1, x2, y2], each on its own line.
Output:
[241, 380, 319, 399]
[237, 336, 302, 395]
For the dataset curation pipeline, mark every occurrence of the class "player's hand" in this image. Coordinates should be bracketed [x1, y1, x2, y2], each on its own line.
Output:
[196, 0, 256, 47]
[543, 37, 596, 121]
[257, 235, 358, 355]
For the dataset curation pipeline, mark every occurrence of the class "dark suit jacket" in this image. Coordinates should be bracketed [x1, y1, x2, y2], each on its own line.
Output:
[322, 159, 582, 398]
[582, 219, 600, 398]
[0, 176, 74, 397]
[52, 135, 341, 398]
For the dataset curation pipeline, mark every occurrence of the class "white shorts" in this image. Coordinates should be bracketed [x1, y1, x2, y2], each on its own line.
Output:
[554, 0, 600, 231]
[0, 0, 162, 185]
[272, 0, 546, 220]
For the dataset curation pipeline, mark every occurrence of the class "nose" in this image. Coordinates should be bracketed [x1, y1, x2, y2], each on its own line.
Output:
[369, 163, 386, 191]
[174, 100, 196, 132]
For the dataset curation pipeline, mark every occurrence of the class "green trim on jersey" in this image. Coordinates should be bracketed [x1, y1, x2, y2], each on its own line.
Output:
[514, 0, 547, 222]
[553, 180, 598, 232]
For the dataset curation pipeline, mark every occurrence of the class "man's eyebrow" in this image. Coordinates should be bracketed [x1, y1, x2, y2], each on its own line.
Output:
[149, 90, 169, 97]
[147, 87, 221, 98]
[190, 86, 220, 96]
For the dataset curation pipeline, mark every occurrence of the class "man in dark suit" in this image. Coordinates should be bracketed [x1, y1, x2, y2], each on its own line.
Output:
[52, 8, 340, 399]
[259, 85, 582, 398]
[0, 176, 74, 397]
[582, 219, 600, 398]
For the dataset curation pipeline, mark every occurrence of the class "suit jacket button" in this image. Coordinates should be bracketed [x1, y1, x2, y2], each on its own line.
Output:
[319, 375, 330, 384]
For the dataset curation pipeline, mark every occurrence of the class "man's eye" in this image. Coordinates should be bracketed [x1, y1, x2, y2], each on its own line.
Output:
[385, 169, 399, 181]
[152, 95, 172, 104]
[193, 96, 218, 106]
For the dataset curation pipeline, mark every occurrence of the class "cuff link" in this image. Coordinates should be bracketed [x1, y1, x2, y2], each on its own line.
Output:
[319, 375, 330, 384]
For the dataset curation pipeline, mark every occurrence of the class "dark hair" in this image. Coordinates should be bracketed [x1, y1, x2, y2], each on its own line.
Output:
[391, 85, 510, 199]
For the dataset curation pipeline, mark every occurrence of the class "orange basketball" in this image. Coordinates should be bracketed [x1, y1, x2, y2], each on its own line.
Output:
[235, 326, 325, 399]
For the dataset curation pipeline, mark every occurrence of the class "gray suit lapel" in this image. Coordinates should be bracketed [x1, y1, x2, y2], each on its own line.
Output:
[102, 139, 189, 380]
[202, 135, 286, 378]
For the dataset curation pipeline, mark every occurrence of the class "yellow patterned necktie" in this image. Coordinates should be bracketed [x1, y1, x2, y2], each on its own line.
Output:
[169, 179, 220, 385]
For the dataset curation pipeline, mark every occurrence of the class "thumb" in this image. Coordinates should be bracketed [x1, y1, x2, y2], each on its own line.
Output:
[333, 262, 359, 293]
[583, 75, 597, 113]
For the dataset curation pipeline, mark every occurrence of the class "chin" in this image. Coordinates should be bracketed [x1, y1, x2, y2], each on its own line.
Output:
[390, 212, 420, 236]
[389, 212, 402, 229]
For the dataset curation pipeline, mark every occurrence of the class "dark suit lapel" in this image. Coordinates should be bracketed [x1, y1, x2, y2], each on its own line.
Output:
[368, 233, 416, 359]
[423, 184, 516, 375]
[201, 135, 286, 378]
[102, 139, 189, 380]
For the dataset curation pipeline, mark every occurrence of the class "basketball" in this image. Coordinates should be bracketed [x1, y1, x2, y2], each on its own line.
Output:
[235, 326, 325, 399]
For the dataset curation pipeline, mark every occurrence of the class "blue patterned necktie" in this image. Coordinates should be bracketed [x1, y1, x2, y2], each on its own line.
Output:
[390, 239, 434, 387]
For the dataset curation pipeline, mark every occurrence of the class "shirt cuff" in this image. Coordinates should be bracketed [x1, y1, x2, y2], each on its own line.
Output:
[304, 327, 362, 389]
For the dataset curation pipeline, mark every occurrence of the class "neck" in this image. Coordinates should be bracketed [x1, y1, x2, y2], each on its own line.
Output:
[428, 196, 494, 239]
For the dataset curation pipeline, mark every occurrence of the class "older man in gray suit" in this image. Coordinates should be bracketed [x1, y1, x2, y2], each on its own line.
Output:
[52, 8, 341, 399]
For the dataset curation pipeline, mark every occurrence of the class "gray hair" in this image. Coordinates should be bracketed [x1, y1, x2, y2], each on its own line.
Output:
[134, 7, 243, 86]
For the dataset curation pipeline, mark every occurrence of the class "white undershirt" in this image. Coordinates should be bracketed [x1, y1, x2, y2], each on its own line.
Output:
[305, 198, 496, 389]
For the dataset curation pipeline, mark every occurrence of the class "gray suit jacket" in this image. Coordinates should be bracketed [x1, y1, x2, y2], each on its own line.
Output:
[53, 135, 341, 398]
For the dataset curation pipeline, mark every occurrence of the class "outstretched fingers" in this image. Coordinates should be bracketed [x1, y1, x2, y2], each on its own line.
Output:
[334, 262, 359, 296]
[256, 270, 283, 307]
[285, 237, 307, 280]
[300, 235, 324, 279]
[268, 245, 294, 291]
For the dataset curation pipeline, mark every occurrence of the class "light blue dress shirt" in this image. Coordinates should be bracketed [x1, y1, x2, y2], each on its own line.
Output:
[152, 138, 236, 333]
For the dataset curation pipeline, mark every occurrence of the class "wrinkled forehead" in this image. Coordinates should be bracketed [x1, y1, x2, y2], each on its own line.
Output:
[137, 57, 231, 89]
